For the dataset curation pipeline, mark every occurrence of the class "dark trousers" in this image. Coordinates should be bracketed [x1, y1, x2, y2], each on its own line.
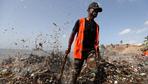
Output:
[71, 51, 90, 84]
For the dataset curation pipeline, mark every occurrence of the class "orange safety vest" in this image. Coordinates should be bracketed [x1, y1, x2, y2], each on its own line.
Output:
[74, 18, 99, 59]
[144, 50, 148, 56]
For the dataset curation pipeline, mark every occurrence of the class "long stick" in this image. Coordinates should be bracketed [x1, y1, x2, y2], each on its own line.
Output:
[59, 54, 68, 80]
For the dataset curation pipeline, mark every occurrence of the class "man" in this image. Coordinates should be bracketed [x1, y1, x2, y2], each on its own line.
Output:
[65, 2, 102, 84]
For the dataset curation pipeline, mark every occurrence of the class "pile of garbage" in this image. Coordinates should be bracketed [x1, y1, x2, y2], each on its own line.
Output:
[77, 44, 148, 84]
[0, 50, 72, 84]
[77, 58, 148, 84]
[0, 48, 148, 84]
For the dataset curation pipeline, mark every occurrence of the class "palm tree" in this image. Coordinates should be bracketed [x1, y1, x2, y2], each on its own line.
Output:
[144, 36, 148, 41]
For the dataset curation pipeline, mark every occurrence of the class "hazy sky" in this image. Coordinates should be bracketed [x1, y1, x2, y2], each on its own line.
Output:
[0, 0, 148, 50]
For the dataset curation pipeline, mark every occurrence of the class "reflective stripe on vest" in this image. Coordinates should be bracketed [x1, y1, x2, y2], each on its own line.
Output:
[74, 18, 99, 59]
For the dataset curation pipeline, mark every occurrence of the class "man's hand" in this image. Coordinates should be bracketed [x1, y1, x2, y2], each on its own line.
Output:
[65, 48, 71, 55]
[96, 50, 101, 61]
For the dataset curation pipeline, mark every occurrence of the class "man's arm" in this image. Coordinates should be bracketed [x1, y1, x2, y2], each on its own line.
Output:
[65, 20, 79, 54]
[95, 24, 101, 60]
[67, 32, 76, 50]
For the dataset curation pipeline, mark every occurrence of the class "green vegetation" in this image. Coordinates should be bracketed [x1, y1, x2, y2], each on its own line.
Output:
[143, 36, 148, 50]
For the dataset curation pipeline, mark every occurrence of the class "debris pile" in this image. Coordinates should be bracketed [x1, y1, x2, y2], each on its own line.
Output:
[0, 44, 148, 84]
[76, 44, 148, 84]
[0, 51, 72, 84]
[78, 59, 148, 84]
